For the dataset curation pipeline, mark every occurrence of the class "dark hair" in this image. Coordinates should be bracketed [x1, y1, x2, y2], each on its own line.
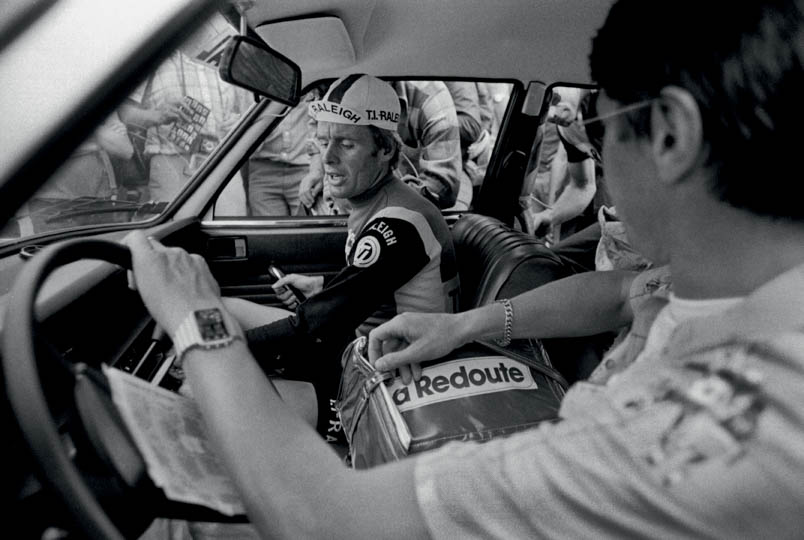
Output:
[589, 0, 804, 220]
[368, 125, 401, 170]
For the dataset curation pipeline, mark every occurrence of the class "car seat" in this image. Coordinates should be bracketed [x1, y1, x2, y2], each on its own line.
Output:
[450, 213, 613, 384]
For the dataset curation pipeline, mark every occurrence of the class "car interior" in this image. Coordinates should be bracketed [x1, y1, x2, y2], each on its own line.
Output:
[0, 0, 615, 538]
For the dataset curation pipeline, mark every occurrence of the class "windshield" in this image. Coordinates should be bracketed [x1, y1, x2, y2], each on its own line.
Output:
[0, 13, 253, 243]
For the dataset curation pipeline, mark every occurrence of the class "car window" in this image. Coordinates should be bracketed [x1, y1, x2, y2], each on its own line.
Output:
[212, 79, 513, 219]
[0, 14, 253, 243]
[519, 84, 605, 246]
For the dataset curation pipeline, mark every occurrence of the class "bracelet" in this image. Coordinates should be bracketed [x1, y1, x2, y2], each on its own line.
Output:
[495, 298, 513, 347]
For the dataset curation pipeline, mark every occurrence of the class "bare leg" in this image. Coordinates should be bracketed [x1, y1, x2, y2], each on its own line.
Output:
[223, 297, 293, 330]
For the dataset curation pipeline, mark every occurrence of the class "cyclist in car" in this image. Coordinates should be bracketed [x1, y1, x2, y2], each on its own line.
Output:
[223, 73, 459, 441]
[300, 79, 468, 213]
[127, 0, 804, 536]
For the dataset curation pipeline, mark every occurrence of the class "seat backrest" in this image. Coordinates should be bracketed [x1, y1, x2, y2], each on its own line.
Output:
[450, 213, 568, 310]
[450, 213, 615, 384]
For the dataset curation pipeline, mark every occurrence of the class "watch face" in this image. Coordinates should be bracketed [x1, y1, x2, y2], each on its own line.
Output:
[195, 308, 230, 341]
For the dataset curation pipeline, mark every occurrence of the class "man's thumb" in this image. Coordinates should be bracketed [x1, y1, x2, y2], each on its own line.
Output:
[375, 349, 414, 372]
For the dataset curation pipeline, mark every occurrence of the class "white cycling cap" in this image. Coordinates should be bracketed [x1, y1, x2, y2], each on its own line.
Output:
[309, 74, 401, 132]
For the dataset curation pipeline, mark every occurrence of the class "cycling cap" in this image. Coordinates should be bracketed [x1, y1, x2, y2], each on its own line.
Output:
[309, 74, 401, 132]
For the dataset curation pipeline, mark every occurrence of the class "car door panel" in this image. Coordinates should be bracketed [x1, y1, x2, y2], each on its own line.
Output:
[200, 220, 348, 307]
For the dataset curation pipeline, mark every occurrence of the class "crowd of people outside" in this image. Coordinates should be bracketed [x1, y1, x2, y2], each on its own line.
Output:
[9, 21, 255, 240]
[15, 17, 622, 282]
[11, 9, 524, 236]
[112, 70, 515, 221]
[24, 50, 516, 228]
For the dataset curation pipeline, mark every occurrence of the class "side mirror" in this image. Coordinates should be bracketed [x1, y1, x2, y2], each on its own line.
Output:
[219, 35, 301, 106]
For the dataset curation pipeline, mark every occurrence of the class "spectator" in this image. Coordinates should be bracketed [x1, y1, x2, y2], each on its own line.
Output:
[444, 82, 484, 157]
[470, 82, 512, 200]
[393, 80, 466, 210]
[119, 51, 247, 204]
[247, 90, 320, 216]
[19, 112, 135, 234]
[519, 120, 566, 237]
[36, 111, 133, 201]
[477, 81, 511, 139]
[446, 81, 494, 201]
[521, 87, 598, 243]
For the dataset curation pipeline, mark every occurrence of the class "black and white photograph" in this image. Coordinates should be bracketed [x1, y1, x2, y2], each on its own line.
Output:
[1, 0, 802, 538]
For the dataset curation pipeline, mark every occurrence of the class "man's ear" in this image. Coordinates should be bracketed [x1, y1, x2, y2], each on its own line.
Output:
[378, 144, 394, 163]
[650, 86, 704, 185]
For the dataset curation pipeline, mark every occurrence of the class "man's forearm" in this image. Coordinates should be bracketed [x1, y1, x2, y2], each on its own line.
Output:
[415, 168, 459, 208]
[185, 342, 427, 539]
[457, 270, 637, 343]
[416, 117, 462, 208]
[185, 343, 343, 537]
[118, 101, 162, 129]
[456, 114, 483, 150]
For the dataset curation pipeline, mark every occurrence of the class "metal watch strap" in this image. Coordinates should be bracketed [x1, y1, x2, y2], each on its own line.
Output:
[172, 309, 241, 362]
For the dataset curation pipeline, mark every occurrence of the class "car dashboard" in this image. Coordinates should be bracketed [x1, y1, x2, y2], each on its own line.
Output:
[1, 235, 191, 538]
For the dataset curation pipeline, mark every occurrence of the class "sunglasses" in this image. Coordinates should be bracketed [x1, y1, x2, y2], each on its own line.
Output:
[575, 98, 655, 128]
[545, 97, 655, 162]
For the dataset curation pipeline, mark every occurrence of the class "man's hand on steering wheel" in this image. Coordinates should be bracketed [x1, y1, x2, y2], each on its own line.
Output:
[125, 231, 225, 336]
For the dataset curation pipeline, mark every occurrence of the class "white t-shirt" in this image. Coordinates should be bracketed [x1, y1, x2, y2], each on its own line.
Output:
[411, 284, 804, 539]
[605, 293, 743, 386]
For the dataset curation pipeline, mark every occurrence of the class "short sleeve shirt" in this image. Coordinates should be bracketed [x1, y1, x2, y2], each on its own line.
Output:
[414, 263, 804, 538]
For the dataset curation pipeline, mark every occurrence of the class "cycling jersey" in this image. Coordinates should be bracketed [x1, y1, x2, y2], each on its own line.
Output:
[246, 173, 459, 361]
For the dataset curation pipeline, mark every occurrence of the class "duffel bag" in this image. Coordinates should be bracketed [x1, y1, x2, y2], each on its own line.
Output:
[336, 336, 567, 469]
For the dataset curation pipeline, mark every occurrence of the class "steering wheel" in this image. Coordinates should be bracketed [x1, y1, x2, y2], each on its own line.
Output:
[2, 238, 241, 539]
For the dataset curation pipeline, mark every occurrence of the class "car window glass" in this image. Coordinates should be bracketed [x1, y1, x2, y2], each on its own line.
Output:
[0, 14, 252, 243]
[212, 79, 513, 219]
[519, 85, 605, 246]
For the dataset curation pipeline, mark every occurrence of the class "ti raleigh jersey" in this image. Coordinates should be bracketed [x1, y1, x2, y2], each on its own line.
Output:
[246, 174, 459, 362]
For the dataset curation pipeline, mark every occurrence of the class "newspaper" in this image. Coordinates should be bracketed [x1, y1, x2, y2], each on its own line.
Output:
[104, 365, 245, 516]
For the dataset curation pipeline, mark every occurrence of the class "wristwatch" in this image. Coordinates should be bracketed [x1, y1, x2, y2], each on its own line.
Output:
[172, 308, 242, 362]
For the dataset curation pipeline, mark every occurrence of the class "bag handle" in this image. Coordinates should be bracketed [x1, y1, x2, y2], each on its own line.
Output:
[475, 339, 569, 391]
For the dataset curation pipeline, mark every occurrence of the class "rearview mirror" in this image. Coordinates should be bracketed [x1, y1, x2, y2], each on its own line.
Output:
[219, 35, 301, 106]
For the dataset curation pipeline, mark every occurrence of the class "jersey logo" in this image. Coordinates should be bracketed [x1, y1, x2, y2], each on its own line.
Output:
[366, 220, 398, 245]
[352, 236, 382, 268]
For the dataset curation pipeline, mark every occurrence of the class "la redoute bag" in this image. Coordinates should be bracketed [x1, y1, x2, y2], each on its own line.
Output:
[336, 336, 568, 469]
